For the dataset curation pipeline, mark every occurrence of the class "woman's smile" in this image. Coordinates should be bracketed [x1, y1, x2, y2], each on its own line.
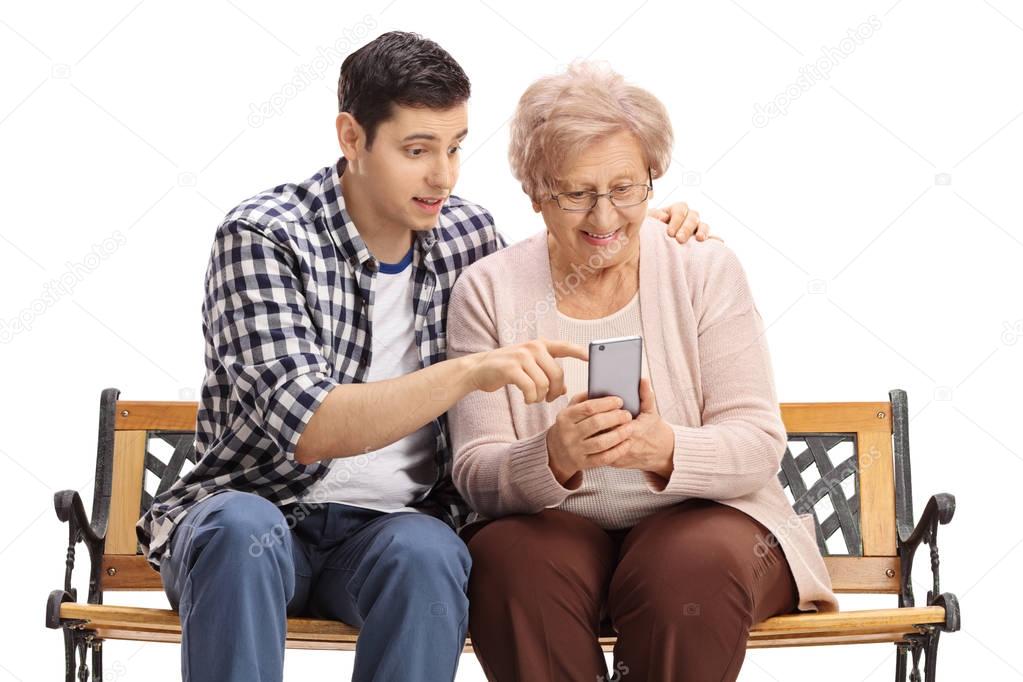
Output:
[579, 227, 623, 246]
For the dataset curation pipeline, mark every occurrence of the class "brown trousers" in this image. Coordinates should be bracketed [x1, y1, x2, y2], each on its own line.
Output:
[464, 499, 798, 682]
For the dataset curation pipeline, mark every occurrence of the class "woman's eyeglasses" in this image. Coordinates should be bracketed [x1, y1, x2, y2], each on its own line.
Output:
[550, 169, 653, 212]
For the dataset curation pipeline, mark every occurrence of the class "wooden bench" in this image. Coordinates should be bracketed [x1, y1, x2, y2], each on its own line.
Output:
[46, 388, 960, 681]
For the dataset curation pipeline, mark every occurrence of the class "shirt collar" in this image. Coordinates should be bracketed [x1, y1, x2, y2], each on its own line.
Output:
[324, 158, 439, 271]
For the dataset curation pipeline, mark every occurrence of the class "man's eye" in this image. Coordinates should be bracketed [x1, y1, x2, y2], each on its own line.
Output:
[612, 186, 632, 195]
[448, 145, 462, 155]
[407, 148, 426, 157]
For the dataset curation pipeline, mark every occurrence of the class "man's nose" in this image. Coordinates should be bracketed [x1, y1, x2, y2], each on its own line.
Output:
[428, 156, 455, 191]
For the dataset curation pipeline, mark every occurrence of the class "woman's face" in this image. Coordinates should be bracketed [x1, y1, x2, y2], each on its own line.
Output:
[538, 130, 650, 272]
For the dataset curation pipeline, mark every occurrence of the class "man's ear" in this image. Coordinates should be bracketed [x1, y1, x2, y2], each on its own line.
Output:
[336, 112, 364, 161]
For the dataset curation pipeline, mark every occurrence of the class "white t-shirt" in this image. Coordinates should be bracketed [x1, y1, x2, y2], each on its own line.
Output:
[300, 247, 437, 512]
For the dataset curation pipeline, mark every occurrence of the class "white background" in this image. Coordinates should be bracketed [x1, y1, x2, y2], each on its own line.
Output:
[1, 0, 1020, 679]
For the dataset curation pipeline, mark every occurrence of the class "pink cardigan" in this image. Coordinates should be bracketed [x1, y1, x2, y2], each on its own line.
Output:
[446, 219, 839, 613]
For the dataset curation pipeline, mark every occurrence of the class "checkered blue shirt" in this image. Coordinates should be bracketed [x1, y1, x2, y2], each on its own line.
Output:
[138, 159, 505, 568]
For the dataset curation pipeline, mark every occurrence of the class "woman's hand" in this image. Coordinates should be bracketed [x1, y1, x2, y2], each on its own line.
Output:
[546, 393, 634, 486]
[465, 339, 588, 404]
[648, 202, 722, 244]
[608, 379, 675, 481]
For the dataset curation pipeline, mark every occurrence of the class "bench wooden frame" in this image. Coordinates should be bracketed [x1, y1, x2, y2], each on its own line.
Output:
[45, 388, 960, 681]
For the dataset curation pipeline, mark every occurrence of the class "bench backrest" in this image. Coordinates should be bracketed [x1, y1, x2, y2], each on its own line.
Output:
[91, 388, 914, 595]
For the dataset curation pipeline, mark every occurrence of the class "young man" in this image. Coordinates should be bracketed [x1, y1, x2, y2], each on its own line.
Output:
[138, 32, 712, 682]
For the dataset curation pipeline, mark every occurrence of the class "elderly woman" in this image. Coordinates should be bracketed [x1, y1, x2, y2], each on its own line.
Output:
[446, 62, 839, 682]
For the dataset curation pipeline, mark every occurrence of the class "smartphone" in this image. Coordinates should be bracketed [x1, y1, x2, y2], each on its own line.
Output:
[588, 335, 643, 417]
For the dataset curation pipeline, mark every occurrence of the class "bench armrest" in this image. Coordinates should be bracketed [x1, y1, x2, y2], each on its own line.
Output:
[54, 489, 106, 546]
[52, 489, 107, 609]
[897, 492, 960, 631]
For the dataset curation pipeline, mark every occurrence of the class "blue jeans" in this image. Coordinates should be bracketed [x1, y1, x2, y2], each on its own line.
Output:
[159, 490, 471, 682]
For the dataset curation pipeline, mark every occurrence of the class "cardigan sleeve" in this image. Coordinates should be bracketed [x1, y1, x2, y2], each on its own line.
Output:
[647, 243, 789, 500]
[445, 269, 577, 517]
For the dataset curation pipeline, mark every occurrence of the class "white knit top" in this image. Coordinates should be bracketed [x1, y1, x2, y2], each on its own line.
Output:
[554, 293, 686, 528]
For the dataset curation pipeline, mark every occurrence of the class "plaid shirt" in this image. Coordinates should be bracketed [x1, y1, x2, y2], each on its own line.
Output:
[138, 159, 505, 568]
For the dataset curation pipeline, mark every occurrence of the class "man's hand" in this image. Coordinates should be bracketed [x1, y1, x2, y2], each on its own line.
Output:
[608, 378, 675, 481]
[296, 338, 586, 465]
[546, 393, 633, 486]
[466, 339, 588, 404]
[648, 202, 722, 244]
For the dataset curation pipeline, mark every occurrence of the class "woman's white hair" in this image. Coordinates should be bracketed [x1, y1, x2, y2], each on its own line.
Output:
[508, 61, 674, 203]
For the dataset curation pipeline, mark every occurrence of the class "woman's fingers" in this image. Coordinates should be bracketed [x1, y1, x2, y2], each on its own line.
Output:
[583, 439, 631, 468]
[638, 377, 657, 414]
[583, 423, 632, 454]
[576, 408, 633, 439]
[565, 395, 625, 423]
[567, 391, 589, 406]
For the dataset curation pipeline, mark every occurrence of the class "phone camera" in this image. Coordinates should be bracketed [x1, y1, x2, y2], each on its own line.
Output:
[598, 345, 605, 351]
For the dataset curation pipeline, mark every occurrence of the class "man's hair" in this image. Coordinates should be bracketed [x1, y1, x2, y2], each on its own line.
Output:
[337, 31, 471, 148]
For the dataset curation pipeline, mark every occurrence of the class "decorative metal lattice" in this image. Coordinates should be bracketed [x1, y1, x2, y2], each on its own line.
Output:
[777, 434, 862, 556]
[140, 431, 198, 515]
[136, 430, 864, 556]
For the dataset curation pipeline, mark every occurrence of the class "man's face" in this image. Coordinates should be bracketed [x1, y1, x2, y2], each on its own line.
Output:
[355, 103, 468, 232]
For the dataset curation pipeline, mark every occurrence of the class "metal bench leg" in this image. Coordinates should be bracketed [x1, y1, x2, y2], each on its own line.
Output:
[75, 633, 89, 682]
[895, 642, 909, 681]
[91, 639, 103, 682]
[903, 628, 942, 682]
[909, 636, 924, 682]
[60, 629, 102, 682]
[63, 630, 76, 682]
[908, 629, 945, 682]
[924, 630, 941, 682]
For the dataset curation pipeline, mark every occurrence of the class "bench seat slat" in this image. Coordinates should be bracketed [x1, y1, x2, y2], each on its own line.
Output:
[76, 628, 922, 653]
[60, 603, 946, 652]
